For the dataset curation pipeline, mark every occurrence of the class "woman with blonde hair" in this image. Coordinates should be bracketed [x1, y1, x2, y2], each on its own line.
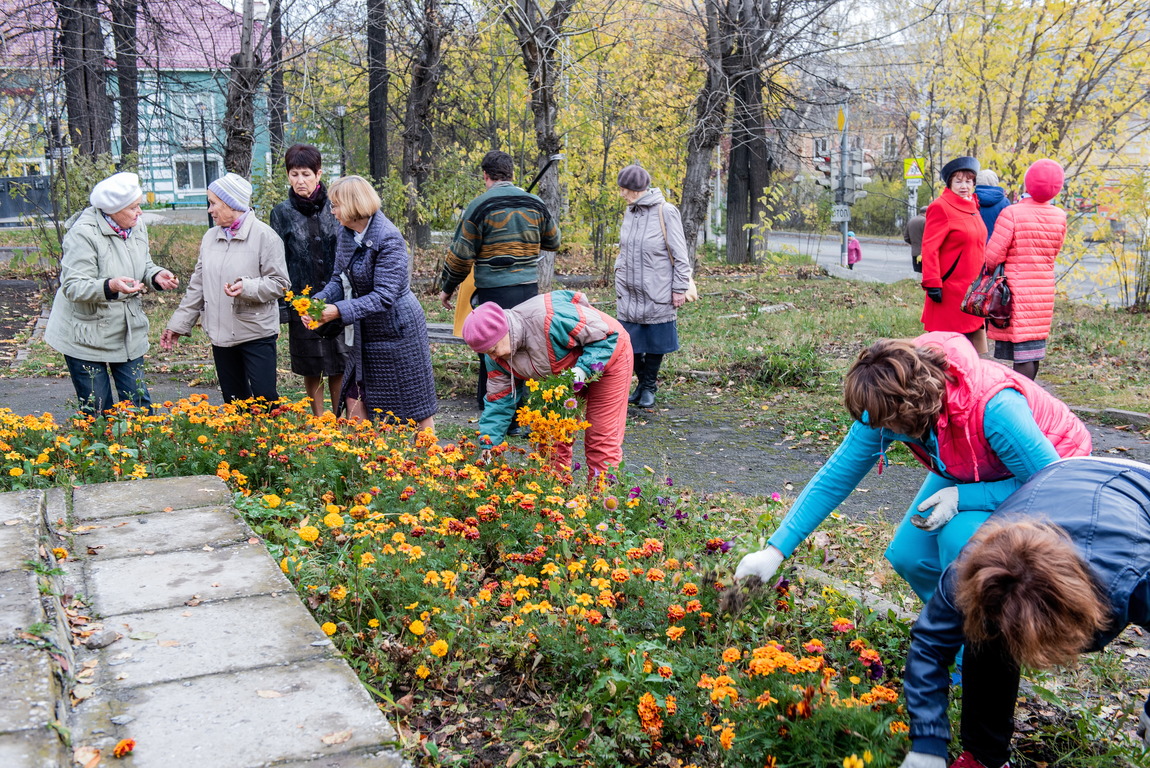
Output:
[735, 332, 1091, 603]
[312, 176, 437, 429]
[898, 457, 1150, 768]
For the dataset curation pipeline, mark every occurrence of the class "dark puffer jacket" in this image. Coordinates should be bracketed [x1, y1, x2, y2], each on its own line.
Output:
[904, 457, 1150, 757]
[270, 186, 343, 299]
[314, 212, 438, 422]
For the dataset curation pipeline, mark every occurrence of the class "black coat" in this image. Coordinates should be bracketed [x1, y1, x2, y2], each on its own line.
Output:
[270, 186, 343, 297]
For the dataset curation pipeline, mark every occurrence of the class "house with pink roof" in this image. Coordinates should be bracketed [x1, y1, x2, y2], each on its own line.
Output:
[0, 0, 270, 205]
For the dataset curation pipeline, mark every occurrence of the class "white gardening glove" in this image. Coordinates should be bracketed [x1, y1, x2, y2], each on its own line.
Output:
[572, 367, 587, 385]
[1138, 705, 1149, 746]
[734, 545, 784, 584]
[898, 754, 946, 768]
[911, 486, 960, 531]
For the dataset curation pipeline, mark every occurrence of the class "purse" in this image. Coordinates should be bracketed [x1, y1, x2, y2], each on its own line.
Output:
[656, 204, 698, 303]
[961, 263, 1012, 329]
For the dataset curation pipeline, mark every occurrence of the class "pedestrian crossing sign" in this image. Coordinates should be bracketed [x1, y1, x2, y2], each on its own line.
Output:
[904, 158, 927, 180]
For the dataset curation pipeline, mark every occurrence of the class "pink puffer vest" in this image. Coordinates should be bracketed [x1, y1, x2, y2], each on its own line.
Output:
[914, 332, 1091, 482]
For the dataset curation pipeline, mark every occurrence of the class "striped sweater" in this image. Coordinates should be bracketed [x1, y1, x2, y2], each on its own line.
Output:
[441, 181, 561, 293]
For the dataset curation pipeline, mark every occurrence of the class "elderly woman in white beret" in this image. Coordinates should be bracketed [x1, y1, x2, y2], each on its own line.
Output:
[44, 172, 179, 415]
[162, 173, 289, 404]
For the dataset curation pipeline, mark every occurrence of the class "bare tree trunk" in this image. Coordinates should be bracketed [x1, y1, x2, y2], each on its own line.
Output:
[223, 0, 259, 174]
[401, 0, 445, 249]
[268, 0, 286, 153]
[502, 0, 577, 291]
[55, 0, 112, 156]
[367, 0, 389, 180]
[727, 72, 772, 264]
[109, 0, 138, 164]
[726, 123, 750, 263]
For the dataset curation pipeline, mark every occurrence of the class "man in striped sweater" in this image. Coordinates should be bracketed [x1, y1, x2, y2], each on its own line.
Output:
[439, 150, 562, 412]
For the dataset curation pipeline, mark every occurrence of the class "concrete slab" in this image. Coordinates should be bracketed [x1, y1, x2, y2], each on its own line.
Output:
[0, 490, 44, 528]
[73, 506, 251, 559]
[0, 569, 44, 639]
[85, 542, 291, 616]
[0, 519, 40, 574]
[91, 594, 328, 687]
[0, 645, 57, 733]
[0, 729, 67, 768]
[77, 660, 398, 768]
[273, 748, 408, 768]
[73, 476, 231, 521]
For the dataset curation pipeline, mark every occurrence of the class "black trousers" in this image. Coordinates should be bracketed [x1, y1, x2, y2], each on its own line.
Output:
[474, 282, 537, 410]
[212, 335, 280, 404]
[961, 639, 1020, 768]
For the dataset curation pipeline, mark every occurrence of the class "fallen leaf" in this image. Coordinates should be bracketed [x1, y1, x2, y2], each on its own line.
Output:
[71, 684, 95, 701]
[248, 537, 260, 545]
[257, 690, 283, 698]
[202, 545, 214, 552]
[321, 729, 353, 745]
[3, 519, 19, 526]
[69, 525, 103, 532]
[113, 522, 131, 528]
[394, 691, 415, 713]
[506, 749, 522, 767]
[157, 640, 180, 647]
[184, 597, 202, 607]
[128, 631, 156, 641]
[73, 745, 101, 767]
[163, 507, 174, 512]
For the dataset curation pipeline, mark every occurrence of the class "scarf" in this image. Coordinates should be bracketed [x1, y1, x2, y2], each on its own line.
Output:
[102, 213, 132, 240]
[224, 210, 248, 240]
[288, 181, 328, 217]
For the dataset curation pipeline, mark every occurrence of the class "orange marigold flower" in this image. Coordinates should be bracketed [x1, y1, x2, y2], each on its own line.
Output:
[803, 639, 826, 654]
[667, 604, 686, 621]
[611, 568, 630, 583]
[665, 694, 677, 715]
[112, 738, 136, 757]
[831, 617, 855, 633]
[52, 547, 68, 561]
[323, 511, 345, 529]
[645, 568, 665, 582]
[329, 585, 348, 601]
[859, 684, 899, 706]
[889, 721, 910, 735]
[680, 582, 699, 596]
[718, 725, 735, 750]
[657, 665, 673, 679]
[685, 599, 703, 612]
[721, 647, 741, 663]
[849, 637, 869, 652]
[666, 626, 686, 641]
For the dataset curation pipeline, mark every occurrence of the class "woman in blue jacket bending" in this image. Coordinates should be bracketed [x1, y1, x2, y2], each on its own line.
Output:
[899, 457, 1150, 768]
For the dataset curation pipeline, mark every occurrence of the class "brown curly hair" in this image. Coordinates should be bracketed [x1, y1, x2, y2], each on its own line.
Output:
[843, 339, 950, 440]
[955, 518, 1110, 669]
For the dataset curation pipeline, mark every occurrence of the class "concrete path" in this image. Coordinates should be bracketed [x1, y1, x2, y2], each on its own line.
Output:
[0, 476, 407, 768]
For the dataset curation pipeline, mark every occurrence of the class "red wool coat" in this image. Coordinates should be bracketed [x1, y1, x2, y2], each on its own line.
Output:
[920, 188, 987, 334]
[984, 199, 1067, 343]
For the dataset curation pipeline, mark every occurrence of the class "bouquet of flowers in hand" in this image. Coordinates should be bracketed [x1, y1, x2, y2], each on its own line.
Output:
[516, 364, 603, 451]
[284, 287, 327, 330]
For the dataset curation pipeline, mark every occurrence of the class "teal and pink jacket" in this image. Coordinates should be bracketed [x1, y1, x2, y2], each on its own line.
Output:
[768, 332, 1091, 557]
[477, 290, 625, 446]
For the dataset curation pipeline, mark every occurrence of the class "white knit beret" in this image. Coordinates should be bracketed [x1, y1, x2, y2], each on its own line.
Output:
[90, 172, 143, 213]
[208, 173, 253, 212]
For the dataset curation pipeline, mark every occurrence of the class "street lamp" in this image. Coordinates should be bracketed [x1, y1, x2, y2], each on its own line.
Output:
[197, 102, 213, 227]
[334, 105, 347, 176]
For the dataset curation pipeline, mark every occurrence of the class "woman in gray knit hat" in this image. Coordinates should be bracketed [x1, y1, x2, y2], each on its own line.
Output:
[614, 164, 692, 408]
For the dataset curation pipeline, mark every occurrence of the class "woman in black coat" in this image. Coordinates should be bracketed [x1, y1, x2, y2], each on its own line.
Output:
[269, 144, 347, 416]
[313, 176, 438, 430]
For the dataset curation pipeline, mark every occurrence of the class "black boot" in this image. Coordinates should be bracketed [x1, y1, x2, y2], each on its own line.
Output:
[637, 354, 663, 409]
[628, 354, 647, 405]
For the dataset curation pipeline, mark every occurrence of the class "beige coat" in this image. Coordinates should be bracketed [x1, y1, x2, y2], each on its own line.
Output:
[614, 189, 691, 325]
[45, 207, 165, 362]
[167, 213, 289, 348]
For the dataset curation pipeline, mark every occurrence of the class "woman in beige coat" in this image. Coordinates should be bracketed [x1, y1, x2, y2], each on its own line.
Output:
[45, 172, 179, 415]
[162, 173, 289, 403]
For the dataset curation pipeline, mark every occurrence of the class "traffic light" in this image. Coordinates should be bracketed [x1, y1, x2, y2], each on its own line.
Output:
[844, 149, 873, 205]
[814, 155, 838, 189]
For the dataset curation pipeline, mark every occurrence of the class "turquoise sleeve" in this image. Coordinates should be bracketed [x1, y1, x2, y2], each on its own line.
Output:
[476, 357, 516, 447]
[574, 335, 618, 376]
[955, 388, 1062, 512]
[767, 421, 885, 557]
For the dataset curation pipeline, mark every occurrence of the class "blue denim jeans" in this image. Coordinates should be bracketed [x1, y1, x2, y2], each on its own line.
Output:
[63, 355, 152, 415]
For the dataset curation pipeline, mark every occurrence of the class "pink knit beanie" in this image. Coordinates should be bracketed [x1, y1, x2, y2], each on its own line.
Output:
[462, 302, 509, 352]
[1024, 159, 1064, 204]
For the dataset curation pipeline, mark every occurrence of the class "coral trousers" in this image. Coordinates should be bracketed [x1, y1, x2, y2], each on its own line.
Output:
[553, 326, 633, 477]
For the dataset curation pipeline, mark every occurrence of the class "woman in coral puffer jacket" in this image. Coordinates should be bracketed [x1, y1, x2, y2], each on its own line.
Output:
[984, 159, 1067, 380]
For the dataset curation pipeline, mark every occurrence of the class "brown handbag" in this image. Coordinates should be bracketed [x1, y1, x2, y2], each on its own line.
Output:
[961, 263, 1012, 329]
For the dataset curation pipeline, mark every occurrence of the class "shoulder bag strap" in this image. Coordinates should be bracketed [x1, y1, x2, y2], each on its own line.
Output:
[657, 204, 671, 265]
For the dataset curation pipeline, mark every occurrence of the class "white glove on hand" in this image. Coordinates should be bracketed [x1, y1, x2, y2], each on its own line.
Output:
[734, 545, 784, 584]
[898, 753, 947, 768]
[911, 486, 960, 531]
[572, 367, 587, 384]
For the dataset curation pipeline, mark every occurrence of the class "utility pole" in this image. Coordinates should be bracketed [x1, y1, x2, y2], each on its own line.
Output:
[838, 105, 849, 268]
[197, 102, 213, 227]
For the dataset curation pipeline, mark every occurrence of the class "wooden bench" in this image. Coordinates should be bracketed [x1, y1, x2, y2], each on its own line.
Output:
[427, 322, 466, 345]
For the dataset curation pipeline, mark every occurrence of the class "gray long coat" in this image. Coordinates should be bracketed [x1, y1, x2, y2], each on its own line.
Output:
[614, 189, 692, 325]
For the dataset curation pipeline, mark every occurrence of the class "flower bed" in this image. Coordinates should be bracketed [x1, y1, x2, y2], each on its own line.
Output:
[0, 400, 914, 767]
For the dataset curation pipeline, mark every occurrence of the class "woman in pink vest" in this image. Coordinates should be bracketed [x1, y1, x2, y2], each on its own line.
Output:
[984, 159, 1067, 380]
[735, 332, 1091, 602]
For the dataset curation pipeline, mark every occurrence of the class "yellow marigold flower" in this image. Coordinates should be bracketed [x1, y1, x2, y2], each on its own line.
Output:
[368, 618, 380, 628]
[575, 593, 593, 606]
[8, 467, 23, 477]
[429, 639, 448, 657]
[416, 664, 430, 679]
[591, 558, 610, 573]
[719, 725, 735, 750]
[298, 525, 320, 542]
[263, 494, 281, 508]
[541, 563, 560, 576]
[196, 435, 208, 444]
[849, 675, 861, 685]
[323, 511, 345, 529]
[843, 756, 864, 768]
[325, 503, 341, 514]
[52, 547, 68, 561]
[408, 619, 426, 636]
[321, 622, 337, 636]
[329, 585, 348, 601]
[392, 531, 406, 544]
[359, 552, 376, 568]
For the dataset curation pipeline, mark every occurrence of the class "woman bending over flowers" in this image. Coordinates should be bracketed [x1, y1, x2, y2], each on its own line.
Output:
[462, 290, 632, 478]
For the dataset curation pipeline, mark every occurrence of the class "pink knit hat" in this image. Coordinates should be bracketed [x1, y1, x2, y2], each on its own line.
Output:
[1024, 159, 1064, 204]
[462, 302, 509, 352]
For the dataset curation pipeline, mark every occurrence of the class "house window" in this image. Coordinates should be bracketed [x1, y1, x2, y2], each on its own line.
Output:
[814, 137, 829, 156]
[175, 158, 221, 191]
[883, 135, 899, 158]
[174, 93, 218, 146]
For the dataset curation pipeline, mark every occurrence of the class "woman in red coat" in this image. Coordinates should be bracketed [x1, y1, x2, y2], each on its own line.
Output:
[985, 159, 1066, 381]
[921, 157, 988, 353]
